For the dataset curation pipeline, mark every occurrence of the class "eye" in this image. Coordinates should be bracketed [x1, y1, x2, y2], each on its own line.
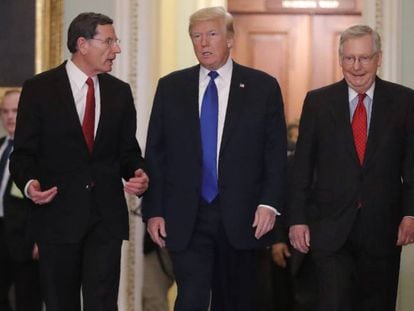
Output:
[343, 56, 354, 63]
[191, 33, 201, 40]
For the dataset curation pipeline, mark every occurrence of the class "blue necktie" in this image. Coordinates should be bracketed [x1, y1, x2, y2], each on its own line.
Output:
[200, 71, 219, 203]
[0, 139, 13, 183]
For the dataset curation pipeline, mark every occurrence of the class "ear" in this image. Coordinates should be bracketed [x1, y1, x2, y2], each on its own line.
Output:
[377, 52, 383, 67]
[227, 37, 234, 49]
[77, 37, 89, 55]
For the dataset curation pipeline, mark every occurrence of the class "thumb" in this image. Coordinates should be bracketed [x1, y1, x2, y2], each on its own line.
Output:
[159, 223, 167, 238]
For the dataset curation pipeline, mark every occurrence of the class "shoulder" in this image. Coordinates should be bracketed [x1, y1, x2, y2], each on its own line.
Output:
[233, 62, 278, 85]
[375, 78, 414, 97]
[23, 62, 66, 87]
[308, 80, 346, 98]
[159, 65, 199, 83]
[98, 72, 130, 89]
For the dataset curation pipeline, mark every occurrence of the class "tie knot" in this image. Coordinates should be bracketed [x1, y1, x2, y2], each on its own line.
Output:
[358, 93, 366, 103]
[208, 71, 219, 80]
[86, 77, 94, 88]
[7, 139, 13, 146]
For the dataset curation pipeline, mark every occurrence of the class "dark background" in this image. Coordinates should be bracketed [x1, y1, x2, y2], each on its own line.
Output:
[0, 0, 35, 87]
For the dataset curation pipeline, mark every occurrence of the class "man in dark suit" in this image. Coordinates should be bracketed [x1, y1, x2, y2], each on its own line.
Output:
[0, 90, 42, 311]
[143, 6, 287, 311]
[9, 13, 149, 311]
[289, 25, 414, 311]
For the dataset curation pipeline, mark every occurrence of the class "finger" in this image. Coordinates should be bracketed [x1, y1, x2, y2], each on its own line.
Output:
[275, 255, 286, 268]
[252, 212, 259, 228]
[135, 168, 144, 177]
[305, 229, 311, 247]
[148, 226, 163, 248]
[284, 248, 292, 258]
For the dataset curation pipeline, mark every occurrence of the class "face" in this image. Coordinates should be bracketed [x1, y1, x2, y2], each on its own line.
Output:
[0, 92, 19, 136]
[340, 34, 382, 94]
[76, 24, 121, 76]
[190, 18, 233, 70]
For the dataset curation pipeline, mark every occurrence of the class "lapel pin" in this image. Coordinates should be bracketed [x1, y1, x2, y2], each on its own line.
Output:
[239, 83, 245, 88]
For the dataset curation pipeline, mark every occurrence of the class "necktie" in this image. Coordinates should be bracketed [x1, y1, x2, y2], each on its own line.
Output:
[200, 71, 219, 203]
[352, 93, 367, 165]
[0, 139, 13, 183]
[83, 78, 95, 153]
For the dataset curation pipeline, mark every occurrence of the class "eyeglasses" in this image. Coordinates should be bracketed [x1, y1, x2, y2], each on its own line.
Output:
[90, 37, 121, 48]
[341, 53, 377, 65]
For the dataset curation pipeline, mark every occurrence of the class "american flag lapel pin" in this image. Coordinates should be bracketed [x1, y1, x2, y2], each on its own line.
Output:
[239, 83, 245, 88]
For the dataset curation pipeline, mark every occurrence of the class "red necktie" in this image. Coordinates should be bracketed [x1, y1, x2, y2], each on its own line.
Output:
[352, 93, 367, 165]
[83, 78, 95, 153]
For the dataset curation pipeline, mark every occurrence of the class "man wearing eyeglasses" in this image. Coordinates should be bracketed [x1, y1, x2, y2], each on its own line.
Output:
[10, 12, 149, 311]
[289, 24, 414, 311]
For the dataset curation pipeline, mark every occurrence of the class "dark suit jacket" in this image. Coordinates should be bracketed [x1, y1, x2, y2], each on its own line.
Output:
[288, 77, 414, 255]
[10, 62, 146, 243]
[0, 137, 33, 262]
[142, 61, 287, 251]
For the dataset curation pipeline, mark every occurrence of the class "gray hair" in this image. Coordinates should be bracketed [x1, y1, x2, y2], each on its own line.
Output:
[339, 25, 381, 56]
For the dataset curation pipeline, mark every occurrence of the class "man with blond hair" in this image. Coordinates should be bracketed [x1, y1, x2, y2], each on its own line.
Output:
[143, 6, 287, 311]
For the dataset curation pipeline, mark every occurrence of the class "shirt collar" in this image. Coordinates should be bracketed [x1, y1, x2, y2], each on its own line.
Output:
[66, 59, 98, 89]
[199, 56, 233, 83]
[348, 82, 375, 102]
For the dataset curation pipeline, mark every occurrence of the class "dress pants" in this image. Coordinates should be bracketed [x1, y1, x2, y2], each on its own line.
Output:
[37, 220, 122, 311]
[170, 199, 257, 311]
[0, 219, 42, 311]
[311, 213, 401, 311]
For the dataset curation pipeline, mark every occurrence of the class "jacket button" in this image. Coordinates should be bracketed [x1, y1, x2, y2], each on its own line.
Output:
[85, 182, 95, 190]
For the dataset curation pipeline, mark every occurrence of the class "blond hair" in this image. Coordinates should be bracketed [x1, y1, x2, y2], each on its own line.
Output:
[189, 6, 234, 37]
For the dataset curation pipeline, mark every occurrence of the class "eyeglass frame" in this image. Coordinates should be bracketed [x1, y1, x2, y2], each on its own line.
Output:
[89, 37, 121, 48]
[341, 52, 379, 66]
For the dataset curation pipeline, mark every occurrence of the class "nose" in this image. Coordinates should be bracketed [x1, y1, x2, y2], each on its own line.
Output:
[200, 34, 208, 46]
[112, 43, 121, 53]
[352, 58, 362, 70]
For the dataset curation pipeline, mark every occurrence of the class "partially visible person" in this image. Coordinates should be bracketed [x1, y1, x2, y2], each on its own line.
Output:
[286, 122, 299, 158]
[265, 121, 316, 311]
[289, 25, 414, 311]
[10, 12, 148, 311]
[142, 230, 174, 311]
[143, 6, 287, 311]
[0, 90, 42, 311]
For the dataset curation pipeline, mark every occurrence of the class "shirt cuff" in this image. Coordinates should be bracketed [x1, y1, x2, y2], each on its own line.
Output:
[24, 179, 35, 199]
[404, 215, 414, 220]
[258, 204, 281, 216]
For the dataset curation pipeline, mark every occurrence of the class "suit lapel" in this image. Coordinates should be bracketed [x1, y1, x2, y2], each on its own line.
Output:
[94, 74, 108, 151]
[219, 62, 245, 155]
[364, 78, 392, 167]
[183, 66, 202, 157]
[328, 80, 361, 165]
[55, 62, 92, 156]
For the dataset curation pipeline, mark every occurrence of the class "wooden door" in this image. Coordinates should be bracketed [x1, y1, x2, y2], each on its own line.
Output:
[229, 3, 361, 123]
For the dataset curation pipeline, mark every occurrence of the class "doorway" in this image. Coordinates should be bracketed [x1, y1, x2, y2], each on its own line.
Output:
[228, 0, 362, 123]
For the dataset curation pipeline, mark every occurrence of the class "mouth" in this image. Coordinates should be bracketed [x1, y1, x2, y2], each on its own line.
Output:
[201, 51, 213, 56]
